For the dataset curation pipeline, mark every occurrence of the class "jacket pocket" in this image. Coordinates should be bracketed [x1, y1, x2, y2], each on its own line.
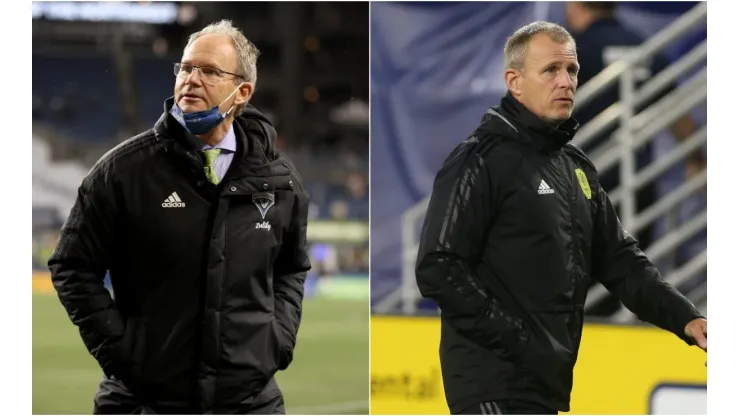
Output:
[115, 317, 148, 392]
[507, 327, 531, 364]
[271, 319, 293, 371]
[512, 311, 578, 398]
[495, 322, 530, 364]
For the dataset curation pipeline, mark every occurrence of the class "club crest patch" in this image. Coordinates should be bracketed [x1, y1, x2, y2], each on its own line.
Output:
[252, 192, 275, 220]
[575, 168, 592, 200]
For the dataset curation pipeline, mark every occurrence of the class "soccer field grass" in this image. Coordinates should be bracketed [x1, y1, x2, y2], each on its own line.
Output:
[33, 293, 369, 415]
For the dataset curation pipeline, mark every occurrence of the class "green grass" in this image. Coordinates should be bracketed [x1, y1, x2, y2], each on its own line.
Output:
[33, 294, 369, 415]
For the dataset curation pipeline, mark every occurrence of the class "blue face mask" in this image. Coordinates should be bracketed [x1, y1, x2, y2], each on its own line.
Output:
[173, 86, 241, 135]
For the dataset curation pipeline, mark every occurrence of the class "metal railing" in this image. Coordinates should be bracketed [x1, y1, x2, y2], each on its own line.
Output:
[571, 2, 707, 113]
[576, 67, 707, 186]
[578, 3, 707, 315]
[378, 3, 707, 316]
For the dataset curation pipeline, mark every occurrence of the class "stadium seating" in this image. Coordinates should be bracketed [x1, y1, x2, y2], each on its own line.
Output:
[33, 55, 121, 142]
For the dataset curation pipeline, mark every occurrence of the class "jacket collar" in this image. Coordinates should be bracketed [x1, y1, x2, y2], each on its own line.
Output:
[153, 97, 289, 182]
[499, 91, 579, 152]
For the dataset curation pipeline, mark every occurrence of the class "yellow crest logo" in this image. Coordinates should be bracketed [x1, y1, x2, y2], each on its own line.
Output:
[575, 168, 591, 200]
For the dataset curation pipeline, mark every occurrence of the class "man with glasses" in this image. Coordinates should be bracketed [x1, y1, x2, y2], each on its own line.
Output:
[49, 20, 310, 415]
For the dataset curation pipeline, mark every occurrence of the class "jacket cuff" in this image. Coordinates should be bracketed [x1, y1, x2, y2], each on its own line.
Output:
[675, 309, 705, 346]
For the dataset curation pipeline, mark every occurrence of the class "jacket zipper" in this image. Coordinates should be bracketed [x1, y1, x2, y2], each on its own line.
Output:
[208, 173, 290, 409]
[565, 153, 582, 344]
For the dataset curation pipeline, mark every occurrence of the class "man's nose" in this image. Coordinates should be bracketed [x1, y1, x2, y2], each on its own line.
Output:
[557, 71, 576, 89]
[185, 67, 204, 85]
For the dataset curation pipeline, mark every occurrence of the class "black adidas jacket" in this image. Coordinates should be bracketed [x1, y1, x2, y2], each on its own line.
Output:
[415, 92, 703, 413]
[49, 98, 311, 414]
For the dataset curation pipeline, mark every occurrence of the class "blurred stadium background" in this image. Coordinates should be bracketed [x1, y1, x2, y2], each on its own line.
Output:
[32, 2, 368, 414]
[370, 2, 706, 414]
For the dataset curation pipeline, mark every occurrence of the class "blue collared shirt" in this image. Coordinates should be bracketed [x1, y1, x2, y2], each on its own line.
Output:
[169, 106, 236, 183]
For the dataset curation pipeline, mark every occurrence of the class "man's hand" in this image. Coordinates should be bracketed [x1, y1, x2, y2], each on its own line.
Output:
[684, 317, 707, 364]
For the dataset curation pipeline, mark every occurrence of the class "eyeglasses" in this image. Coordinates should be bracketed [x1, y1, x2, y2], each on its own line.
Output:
[173, 62, 244, 85]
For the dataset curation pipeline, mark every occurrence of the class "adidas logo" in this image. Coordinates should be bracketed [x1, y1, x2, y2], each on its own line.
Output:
[537, 180, 555, 195]
[255, 221, 271, 231]
[162, 192, 186, 208]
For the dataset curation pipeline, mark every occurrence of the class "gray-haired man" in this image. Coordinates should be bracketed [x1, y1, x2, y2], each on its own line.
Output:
[50, 20, 310, 414]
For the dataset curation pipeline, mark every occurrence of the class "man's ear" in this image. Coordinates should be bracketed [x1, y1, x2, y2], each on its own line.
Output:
[505, 68, 523, 96]
[235, 82, 254, 106]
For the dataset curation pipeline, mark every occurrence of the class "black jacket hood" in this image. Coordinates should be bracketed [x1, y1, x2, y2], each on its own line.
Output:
[481, 91, 579, 153]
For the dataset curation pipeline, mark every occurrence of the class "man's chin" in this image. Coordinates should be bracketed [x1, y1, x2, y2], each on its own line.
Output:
[177, 95, 208, 111]
[545, 110, 572, 125]
[178, 103, 207, 114]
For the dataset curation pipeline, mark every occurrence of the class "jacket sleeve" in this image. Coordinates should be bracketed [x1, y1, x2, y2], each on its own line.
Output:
[416, 150, 528, 351]
[272, 174, 311, 369]
[47, 166, 126, 374]
[592, 185, 703, 344]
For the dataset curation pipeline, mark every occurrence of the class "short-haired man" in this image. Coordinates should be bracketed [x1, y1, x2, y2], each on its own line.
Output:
[416, 21, 706, 415]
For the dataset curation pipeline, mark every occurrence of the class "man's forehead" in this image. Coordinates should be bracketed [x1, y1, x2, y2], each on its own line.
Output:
[526, 35, 578, 64]
[182, 34, 236, 68]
